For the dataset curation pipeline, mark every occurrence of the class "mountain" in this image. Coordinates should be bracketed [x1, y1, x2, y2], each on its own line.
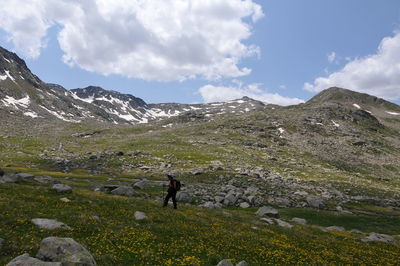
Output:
[0, 46, 266, 126]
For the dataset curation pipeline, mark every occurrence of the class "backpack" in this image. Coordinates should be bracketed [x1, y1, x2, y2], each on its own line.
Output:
[175, 180, 181, 191]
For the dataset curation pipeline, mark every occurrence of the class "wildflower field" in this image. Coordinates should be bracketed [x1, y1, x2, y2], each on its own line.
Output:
[0, 170, 399, 265]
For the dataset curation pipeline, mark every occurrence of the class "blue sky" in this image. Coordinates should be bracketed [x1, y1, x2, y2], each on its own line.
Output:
[1, 0, 400, 105]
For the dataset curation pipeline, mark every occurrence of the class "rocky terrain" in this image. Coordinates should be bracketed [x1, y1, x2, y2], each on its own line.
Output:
[1, 45, 400, 265]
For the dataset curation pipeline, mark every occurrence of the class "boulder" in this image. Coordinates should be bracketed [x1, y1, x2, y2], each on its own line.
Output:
[132, 181, 147, 190]
[255, 206, 280, 218]
[52, 184, 72, 193]
[216, 259, 234, 266]
[176, 191, 192, 203]
[134, 211, 147, 220]
[31, 218, 70, 230]
[223, 193, 238, 206]
[36, 237, 96, 265]
[236, 261, 248, 266]
[6, 253, 61, 266]
[214, 196, 224, 203]
[269, 197, 291, 208]
[60, 197, 71, 203]
[360, 232, 395, 243]
[306, 196, 324, 208]
[291, 217, 307, 225]
[260, 218, 274, 225]
[111, 186, 138, 197]
[0, 174, 22, 183]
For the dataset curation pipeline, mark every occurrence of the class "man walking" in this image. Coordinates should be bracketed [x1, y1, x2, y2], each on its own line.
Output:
[163, 173, 178, 209]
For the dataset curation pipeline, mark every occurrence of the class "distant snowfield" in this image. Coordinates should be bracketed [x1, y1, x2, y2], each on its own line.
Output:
[386, 111, 400, 116]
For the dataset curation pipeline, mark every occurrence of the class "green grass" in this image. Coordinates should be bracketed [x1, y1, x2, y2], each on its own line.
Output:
[1, 179, 399, 265]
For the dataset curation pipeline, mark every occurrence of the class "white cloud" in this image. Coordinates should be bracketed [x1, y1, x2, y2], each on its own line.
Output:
[198, 82, 304, 106]
[305, 32, 400, 100]
[327, 51, 336, 63]
[0, 0, 263, 81]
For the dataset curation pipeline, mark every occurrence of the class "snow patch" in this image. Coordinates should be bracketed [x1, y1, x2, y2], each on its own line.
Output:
[23, 111, 39, 118]
[1, 95, 30, 108]
[386, 111, 400, 116]
[353, 103, 361, 109]
[331, 120, 340, 127]
[40, 106, 81, 123]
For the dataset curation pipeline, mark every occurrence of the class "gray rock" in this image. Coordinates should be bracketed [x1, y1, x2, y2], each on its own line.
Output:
[306, 196, 324, 208]
[34, 176, 60, 185]
[36, 237, 96, 265]
[350, 229, 363, 234]
[291, 217, 307, 225]
[360, 232, 395, 243]
[52, 184, 72, 193]
[255, 206, 280, 218]
[275, 219, 293, 229]
[236, 261, 248, 266]
[31, 218, 70, 230]
[202, 202, 216, 209]
[239, 202, 250, 208]
[134, 211, 147, 220]
[260, 218, 274, 225]
[270, 197, 291, 208]
[132, 181, 147, 190]
[214, 196, 224, 203]
[216, 259, 234, 266]
[6, 253, 61, 266]
[16, 173, 35, 181]
[0, 174, 22, 183]
[111, 186, 138, 197]
[176, 191, 192, 203]
[223, 193, 238, 206]
[325, 226, 345, 232]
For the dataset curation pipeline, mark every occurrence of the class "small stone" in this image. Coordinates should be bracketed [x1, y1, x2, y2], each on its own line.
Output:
[291, 217, 307, 225]
[236, 261, 249, 266]
[134, 211, 147, 220]
[325, 226, 345, 232]
[217, 259, 234, 266]
[16, 173, 35, 181]
[260, 218, 274, 225]
[132, 181, 147, 190]
[275, 219, 293, 228]
[60, 197, 71, 203]
[34, 176, 60, 184]
[239, 202, 250, 208]
[306, 196, 324, 209]
[52, 184, 72, 193]
[31, 218, 70, 230]
[111, 186, 138, 197]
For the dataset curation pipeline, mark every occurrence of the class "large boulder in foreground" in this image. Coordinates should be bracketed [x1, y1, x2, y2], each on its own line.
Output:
[255, 206, 280, 218]
[36, 237, 96, 266]
[6, 253, 61, 266]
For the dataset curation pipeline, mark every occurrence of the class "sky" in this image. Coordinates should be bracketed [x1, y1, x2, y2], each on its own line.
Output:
[0, 0, 400, 105]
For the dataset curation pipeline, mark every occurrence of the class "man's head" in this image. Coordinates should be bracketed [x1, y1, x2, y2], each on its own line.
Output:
[167, 173, 174, 180]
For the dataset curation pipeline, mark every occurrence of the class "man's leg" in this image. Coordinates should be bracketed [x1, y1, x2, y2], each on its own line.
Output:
[172, 192, 177, 209]
[163, 192, 172, 207]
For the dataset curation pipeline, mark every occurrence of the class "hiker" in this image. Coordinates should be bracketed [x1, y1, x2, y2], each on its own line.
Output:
[163, 173, 178, 209]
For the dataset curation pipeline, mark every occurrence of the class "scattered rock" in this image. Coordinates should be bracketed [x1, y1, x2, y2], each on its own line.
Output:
[36, 237, 96, 265]
[325, 226, 345, 232]
[60, 197, 71, 203]
[34, 176, 60, 185]
[236, 261, 249, 266]
[216, 259, 233, 266]
[0, 174, 22, 183]
[269, 197, 291, 208]
[134, 211, 147, 220]
[52, 184, 72, 193]
[291, 217, 307, 225]
[6, 253, 61, 266]
[176, 191, 192, 203]
[350, 229, 363, 234]
[260, 218, 274, 225]
[132, 181, 147, 190]
[239, 202, 250, 208]
[360, 232, 395, 243]
[15, 173, 35, 181]
[31, 218, 70, 230]
[255, 206, 280, 218]
[275, 219, 293, 229]
[306, 196, 325, 208]
[111, 186, 138, 197]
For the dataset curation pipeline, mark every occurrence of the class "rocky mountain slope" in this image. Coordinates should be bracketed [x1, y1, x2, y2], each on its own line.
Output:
[0, 45, 266, 126]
